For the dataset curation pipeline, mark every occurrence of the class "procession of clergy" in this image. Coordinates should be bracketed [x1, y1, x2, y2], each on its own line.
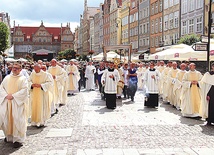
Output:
[0, 58, 214, 148]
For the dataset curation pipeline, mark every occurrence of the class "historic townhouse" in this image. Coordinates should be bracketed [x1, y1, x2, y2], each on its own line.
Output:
[103, 0, 111, 46]
[163, 0, 180, 46]
[94, 4, 104, 54]
[138, 0, 150, 52]
[109, 0, 122, 45]
[121, 0, 130, 46]
[180, 0, 204, 37]
[150, 0, 163, 53]
[82, 0, 100, 54]
[129, 0, 139, 53]
[12, 21, 74, 61]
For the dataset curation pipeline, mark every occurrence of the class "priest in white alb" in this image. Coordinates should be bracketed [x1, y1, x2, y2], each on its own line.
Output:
[48, 59, 64, 115]
[180, 63, 202, 117]
[173, 63, 187, 110]
[143, 62, 160, 108]
[0, 62, 28, 148]
[66, 60, 80, 95]
[102, 61, 120, 109]
[85, 61, 96, 91]
[29, 64, 53, 127]
[166, 62, 179, 106]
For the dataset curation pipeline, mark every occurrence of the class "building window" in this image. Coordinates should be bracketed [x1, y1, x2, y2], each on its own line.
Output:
[155, 37, 159, 47]
[174, 0, 179, 5]
[181, 21, 187, 35]
[164, 0, 168, 9]
[196, 16, 202, 32]
[182, 0, 187, 14]
[188, 19, 194, 33]
[196, 0, 203, 9]
[174, 11, 179, 28]
[159, 0, 162, 12]
[155, 19, 158, 33]
[159, 17, 162, 32]
[189, 0, 195, 12]
[155, 2, 158, 14]
[151, 3, 154, 15]
[164, 15, 168, 31]
[151, 37, 154, 47]
[151, 20, 154, 34]
[169, 13, 174, 29]
[132, 1, 135, 8]
[169, 0, 173, 7]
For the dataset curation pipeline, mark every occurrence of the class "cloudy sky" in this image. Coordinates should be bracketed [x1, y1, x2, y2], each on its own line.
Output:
[1, 0, 102, 32]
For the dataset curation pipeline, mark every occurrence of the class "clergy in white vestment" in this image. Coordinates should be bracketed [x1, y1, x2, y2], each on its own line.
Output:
[102, 61, 120, 109]
[66, 60, 80, 95]
[48, 59, 64, 115]
[121, 63, 129, 99]
[29, 64, 53, 127]
[161, 61, 172, 103]
[144, 62, 160, 107]
[0, 62, 28, 148]
[41, 65, 54, 114]
[114, 63, 124, 99]
[200, 63, 214, 125]
[58, 63, 69, 105]
[156, 61, 165, 95]
[85, 61, 96, 90]
[172, 63, 187, 110]
[136, 62, 146, 90]
[166, 62, 180, 106]
[180, 63, 203, 117]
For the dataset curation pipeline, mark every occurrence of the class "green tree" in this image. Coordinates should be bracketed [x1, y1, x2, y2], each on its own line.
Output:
[78, 54, 89, 61]
[57, 49, 76, 60]
[178, 34, 200, 46]
[0, 22, 9, 54]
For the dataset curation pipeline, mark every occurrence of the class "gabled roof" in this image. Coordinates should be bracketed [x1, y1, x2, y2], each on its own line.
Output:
[12, 26, 68, 42]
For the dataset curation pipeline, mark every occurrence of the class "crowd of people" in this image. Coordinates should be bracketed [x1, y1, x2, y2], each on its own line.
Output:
[0, 58, 213, 149]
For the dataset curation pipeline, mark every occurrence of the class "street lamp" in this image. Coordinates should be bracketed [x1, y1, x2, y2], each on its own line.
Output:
[207, 0, 212, 71]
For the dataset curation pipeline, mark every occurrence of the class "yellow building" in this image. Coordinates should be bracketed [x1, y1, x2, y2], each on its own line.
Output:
[109, 0, 122, 45]
[121, 1, 130, 45]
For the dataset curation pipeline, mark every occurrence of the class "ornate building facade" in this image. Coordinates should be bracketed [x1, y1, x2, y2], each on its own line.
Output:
[12, 21, 74, 61]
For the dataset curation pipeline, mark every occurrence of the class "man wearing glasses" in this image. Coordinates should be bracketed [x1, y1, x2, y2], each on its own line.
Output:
[0, 62, 28, 148]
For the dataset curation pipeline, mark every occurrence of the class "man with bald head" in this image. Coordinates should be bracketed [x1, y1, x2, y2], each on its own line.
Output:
[166, 61, 179, 106]
[173, 63, 187, 109]
[48, 59, 64, 115]
[29, 63, 53, 127]
[162, 61, 172, 103]
[180, 63, 202, 117]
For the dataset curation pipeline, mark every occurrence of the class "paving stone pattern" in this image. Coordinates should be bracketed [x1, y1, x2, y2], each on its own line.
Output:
[0, 89, 214, 155]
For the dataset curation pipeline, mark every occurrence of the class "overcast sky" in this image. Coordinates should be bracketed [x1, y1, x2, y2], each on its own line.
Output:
[1, 0, 102, 32]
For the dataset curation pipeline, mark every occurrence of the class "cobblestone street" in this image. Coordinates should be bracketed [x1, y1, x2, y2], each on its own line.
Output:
[1, 89, 214, 155]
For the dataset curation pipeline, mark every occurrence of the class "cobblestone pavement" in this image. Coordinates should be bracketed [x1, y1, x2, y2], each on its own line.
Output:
[1, 89, 214, 155]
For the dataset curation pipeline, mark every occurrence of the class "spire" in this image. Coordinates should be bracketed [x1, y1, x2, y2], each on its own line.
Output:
[84, 0, 87, 10]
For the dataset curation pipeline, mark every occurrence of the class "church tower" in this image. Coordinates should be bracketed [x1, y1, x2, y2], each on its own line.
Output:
[84, 0, 87, 10]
